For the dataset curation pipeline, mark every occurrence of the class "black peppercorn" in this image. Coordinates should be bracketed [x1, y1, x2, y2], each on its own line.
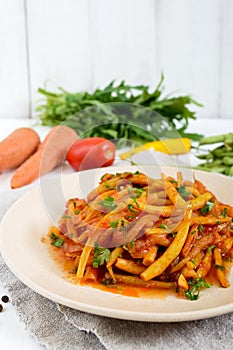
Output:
[0, 304, 3, 312]
[1, 295, 9, 303]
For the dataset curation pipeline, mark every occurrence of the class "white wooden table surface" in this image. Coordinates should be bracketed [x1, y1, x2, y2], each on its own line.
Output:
[0, 117, 233, 350]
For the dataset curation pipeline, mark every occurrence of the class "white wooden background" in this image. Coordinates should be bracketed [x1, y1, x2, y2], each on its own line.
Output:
[0, 0, 233, 119]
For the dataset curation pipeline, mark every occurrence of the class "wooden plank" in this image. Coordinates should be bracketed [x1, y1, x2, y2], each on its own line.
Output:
[87, 0, 158, 89]
[26, 0, 233, 120]
[27, 0, 92, 115]
[219, 0, 233, 118]
[0, 0, 29, 118]
[155, 0, 220, 118]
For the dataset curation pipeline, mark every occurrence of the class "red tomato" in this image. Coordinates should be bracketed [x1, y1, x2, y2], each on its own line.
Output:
[66, 137, 115, 171]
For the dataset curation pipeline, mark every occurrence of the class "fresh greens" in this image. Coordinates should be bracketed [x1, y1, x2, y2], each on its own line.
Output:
[198, 224, 204, 233]
[127, 204, 140, 213]
[36, 74, 203, 145]
[109, 220, 119, 229]
[201, 200, 214, 215]
[160, 224, 168, 230]
[176, 184, 191, 199]
[99, 196, 117, 210]
[207, 245, 215, 254]
[128, 187, 144, 200]
[93, 243, 111, 268]
[50, 232, 64, 247]
[184, 277, 211, 300]
[214, 264, 225, 271]
[221, 207, 227, 218]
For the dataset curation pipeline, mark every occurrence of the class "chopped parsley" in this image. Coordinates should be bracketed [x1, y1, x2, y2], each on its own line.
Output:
[126, 214, 137, 219]
[101, 277, 114, 286]
[100, 173, 107, 181]
[99, 196, 117, 210]
[201, 200, 214, 215]
[50, 232, 64, 247]
[169, 232, 177, 238]
[119, 220, 128, 236]
[176, 184, 191, 199]
[109, 220, 119, 229]
[160, 224, 168, 230]
[50, 232, 58, 240]
[70, 199, 77, 207]
[191, 258, 197, 266]
[221, 207, 227, 218]
[198, 224, 204, 233]
[214, 264, 225, 271]
[128, 204, 139, 213]
[126, 187, 144, 213]
[104, 182, 115, 189]
[207, 245, 215, 254]
[129, 239, 136, 249]
[128, 187, 144, 200]
[184, 278, 211, 301]
[93, 243, 110, 268]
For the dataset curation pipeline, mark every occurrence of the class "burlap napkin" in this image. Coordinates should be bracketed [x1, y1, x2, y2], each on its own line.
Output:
[0, 190, 233, 350]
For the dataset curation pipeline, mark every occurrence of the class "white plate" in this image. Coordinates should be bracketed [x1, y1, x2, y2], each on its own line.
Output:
[0, 165, 233, 322]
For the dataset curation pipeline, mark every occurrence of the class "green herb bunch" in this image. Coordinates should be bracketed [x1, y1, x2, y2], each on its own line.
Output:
[36, 74, 203, 145]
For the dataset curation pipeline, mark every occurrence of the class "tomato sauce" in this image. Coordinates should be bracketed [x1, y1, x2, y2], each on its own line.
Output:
[42, 235, 175, 299]
[42, 232, 233, 300]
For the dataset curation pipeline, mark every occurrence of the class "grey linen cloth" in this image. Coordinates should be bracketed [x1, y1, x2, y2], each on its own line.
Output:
[0, 190, 233, 350]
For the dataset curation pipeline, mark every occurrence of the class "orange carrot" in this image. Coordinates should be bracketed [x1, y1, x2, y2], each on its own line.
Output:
[11, 125, 78, 189]
[0, 127, 40, 173]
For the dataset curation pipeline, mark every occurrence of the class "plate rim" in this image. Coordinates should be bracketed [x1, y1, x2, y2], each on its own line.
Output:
[1, 165, 233, 322]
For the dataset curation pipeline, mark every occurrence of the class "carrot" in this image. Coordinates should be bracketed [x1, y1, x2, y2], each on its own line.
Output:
[0, 128, 40, 173]
[11, 125, 78, 189]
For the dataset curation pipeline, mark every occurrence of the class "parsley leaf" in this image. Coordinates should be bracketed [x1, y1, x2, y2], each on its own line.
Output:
[191, 258, 197, 266]
[104, 182, 115, 190]
[207, 245, 215, 254]
[101, 277, 114, 286]
[198, 224, 204, 233]
[51, 239, 64, 247]
[201, 200, 214, 214]
[129, 239, 136, 249]
[214, 264, 225, 271]
[160, 224, 168, 230]
[184, 278, 211, 300]
[221, 207, 227, 218]
[99, 196, 117, 210]
[50, 232, 64, 247]
[109, 220, 119, 229]
[50, 232, 58, 240]
[176, 185, 191, 199]
[98, 249, 111, 265]
[127, 203, 140, 213]
[128, 187, 144, 200]
[169, 180, 177, 184]
[93, 243, 111, 268]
